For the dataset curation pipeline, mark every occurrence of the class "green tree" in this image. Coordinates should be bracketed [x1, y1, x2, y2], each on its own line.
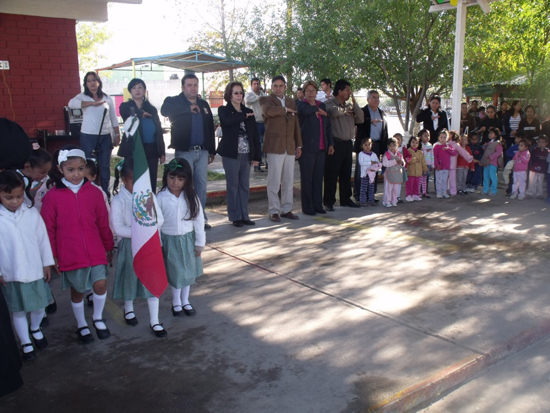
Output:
[76, 22, 112, 74]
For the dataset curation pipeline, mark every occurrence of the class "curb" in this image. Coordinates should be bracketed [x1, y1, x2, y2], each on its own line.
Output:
[369, 317, 550, 412]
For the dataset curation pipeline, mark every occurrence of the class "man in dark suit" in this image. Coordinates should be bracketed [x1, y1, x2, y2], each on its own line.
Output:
[354, 90, 388, 200]
[416, 96, 449, 143]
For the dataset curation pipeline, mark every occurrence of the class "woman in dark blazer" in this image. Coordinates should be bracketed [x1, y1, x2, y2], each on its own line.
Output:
[119, 78, 166, 192]
[217, 81, 261, 227]
[296, 80, 334, 215]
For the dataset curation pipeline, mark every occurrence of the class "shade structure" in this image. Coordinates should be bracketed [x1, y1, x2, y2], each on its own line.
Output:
[97, 50, 248, 74]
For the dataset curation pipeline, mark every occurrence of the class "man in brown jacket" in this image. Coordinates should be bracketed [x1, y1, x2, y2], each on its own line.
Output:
[260, 75, 303, 222]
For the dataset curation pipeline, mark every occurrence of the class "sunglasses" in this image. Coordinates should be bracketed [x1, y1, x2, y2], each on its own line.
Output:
[233, 91, 244, 95]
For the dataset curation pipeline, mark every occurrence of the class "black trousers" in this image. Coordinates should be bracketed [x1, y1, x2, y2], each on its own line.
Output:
[299, 150, 326, 213]
[324, 139, 353, 207]
[353, 140, 382, 198]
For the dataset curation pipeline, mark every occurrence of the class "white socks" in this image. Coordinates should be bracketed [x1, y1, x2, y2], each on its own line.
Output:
[71, 300, 89, 334]
[171, 287, 182, 310]
[30, 309, 45, 340]
[147, 297, 163, 331]
[92, 292, 107, 330]
[12, 311, 32, 348]
[124, 300, 135, 319]
[181, 286, 191, 309]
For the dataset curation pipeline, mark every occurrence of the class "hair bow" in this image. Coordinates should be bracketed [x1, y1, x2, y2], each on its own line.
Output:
[165, 158, 182, 172]
[116, 158, 125, 171]
[58, 150, 69, 164]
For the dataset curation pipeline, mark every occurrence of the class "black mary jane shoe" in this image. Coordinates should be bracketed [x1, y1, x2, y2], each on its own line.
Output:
[242, 220, 256, 226]
[150, 324, 168, 338]
[45, 298, 57, 314]
[86, 293, 94, 307]
[76, 326, 94, 344]
[92, 319, 111, 340]
[30, 328, 48, 350]
[204, 223, 212, 230]
[124, 311, 138, 326]
[21, 343, 36, 361]
[183, 304, 196, 316]
[172, 305, 183, 317]
[233, 220, 244, 227]
[40, 315, 49, 328]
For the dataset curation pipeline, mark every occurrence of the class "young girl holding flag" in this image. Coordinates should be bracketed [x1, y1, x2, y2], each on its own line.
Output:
[157, 159, 205, 318]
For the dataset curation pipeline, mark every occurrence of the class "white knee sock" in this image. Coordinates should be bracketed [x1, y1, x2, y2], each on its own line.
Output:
[171, 287, 182, 309]
[181, 285, 191, 308]
[124, 300, 135, 319]
[71, 301, 90, 335]
[30, 309, 45, 340]
[12, 311, 31, 347]
[147, 297, 162, 330]
[92, 292, 107, 330]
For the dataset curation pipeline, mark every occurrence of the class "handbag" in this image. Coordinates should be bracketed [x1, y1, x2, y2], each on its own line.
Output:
[385, 164, 404, 184]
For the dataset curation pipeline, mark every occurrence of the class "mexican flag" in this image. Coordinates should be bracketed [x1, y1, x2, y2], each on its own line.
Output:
[125, 115, 167, 298]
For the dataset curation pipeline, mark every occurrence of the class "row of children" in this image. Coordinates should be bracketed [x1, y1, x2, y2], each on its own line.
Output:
[0, 146, 204, 361]
[357, 128, 550, 206]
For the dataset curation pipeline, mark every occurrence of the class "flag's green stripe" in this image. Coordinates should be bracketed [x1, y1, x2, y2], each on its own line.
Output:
[133, 127, 148, 183]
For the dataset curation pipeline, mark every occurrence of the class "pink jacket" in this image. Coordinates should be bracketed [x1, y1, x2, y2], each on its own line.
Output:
[480, 140, 503, 167]
[433, 143, 457, 170]
[41, 180, 114, 272]
[513, 150, 530, 172]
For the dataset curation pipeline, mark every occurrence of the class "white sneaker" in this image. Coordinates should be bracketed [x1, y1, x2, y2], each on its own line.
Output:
[413, 195, 422, 201]
[384, 202, 392, 208]
[443, 193, 450, 198]
[391, 203, 397, 207]
[518, 195, 525, 201]
[405, 196, 414, 202]
[436, 194, 443, 199]
[509, 193, 517, 200]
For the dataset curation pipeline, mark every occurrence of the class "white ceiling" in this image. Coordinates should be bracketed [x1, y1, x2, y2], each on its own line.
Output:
[1, 0, 142, 22]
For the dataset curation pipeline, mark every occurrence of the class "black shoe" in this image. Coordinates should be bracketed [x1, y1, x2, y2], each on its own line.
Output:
[397, 198, 404, 204]
[92, 319, 111, 340]
[242, 219, 255, 225]
[124, 311, 138, 326]
[86, 293, 94, 307]
[325, 205, 334, 212]
[45, 299, 57, 314]
[314, 209, 327, 214]
[40, 315, 49, 328]
[21, 343, 36, 361]
[172, 305, 183, 317]
[233, 220, 244, 227]
[341, 200, 360, 208]
[204, 223, 212, 230]
[30, 328, 48, 350]
[183, 304, 196, 316]
[254, 167, 265, 172]
[302, 210, 316, 216]
[151, 324, 168, 338]
[76, 326, 94, 344]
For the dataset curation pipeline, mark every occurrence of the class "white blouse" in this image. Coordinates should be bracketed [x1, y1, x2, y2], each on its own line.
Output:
[68, 93, 118, 136]
[156, 189, 205, 250]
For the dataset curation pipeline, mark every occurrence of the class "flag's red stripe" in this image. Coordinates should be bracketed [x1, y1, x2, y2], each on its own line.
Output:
[133, 232, 168, 298]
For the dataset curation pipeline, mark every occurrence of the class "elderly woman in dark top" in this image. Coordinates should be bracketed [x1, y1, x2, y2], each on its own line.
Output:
[217, 81, 261, 227]
[296, 80, 334, 215]
[119, 78, 166, 192]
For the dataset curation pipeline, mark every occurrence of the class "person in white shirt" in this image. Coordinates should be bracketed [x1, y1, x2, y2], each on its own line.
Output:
[316, 78, 333, 103]
[157, 158, 205, 318]
[244, 77, 266, 172]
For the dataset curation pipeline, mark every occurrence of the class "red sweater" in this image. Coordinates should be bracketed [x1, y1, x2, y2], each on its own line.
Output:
[457, 145, 474, 170]
[41, 180, 114, 272]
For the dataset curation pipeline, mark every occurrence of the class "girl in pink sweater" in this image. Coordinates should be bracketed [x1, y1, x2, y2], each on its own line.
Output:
[433, 130, 457, 198]
[41, 146, 114, 344]
[382, 137, 404, 207]
[510, 140, 530, 200]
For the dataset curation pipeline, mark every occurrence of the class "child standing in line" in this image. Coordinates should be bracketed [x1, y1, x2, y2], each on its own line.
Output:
[84, 158, 110, 210]
[394, 133, 408, 203]
[405, 136, 427, 202]
[418, 129, 433, 198]
[466, 132, 484, 193]
[446, 130, 460, 196]
[480, 127, 504, 196]
[110, 159, 167, 338]
[455, 134, 474, 194]
[157, 159, 205, 317]
[504, 131, 525, 196]
[41, 146, 114, 344]
[433, 130, 456, 198]
[0, 171, 54, 361]
[382, 137, 404, 207]
[546, 152, 550, 204]
[526, 135, 549, 199]
[510, 140, 530, 200]
[358, 138, 380, 206]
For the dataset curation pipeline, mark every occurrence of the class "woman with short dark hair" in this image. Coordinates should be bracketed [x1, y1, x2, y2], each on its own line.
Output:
[118, 78, 166, 192]
[217, 81, 261, 227]
[68, 72, 120, 196]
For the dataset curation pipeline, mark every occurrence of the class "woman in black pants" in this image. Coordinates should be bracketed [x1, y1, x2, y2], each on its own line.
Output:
[296, 80, 334, 215]
[119, 78, 166, 192]
[217, 81, 261, 227]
